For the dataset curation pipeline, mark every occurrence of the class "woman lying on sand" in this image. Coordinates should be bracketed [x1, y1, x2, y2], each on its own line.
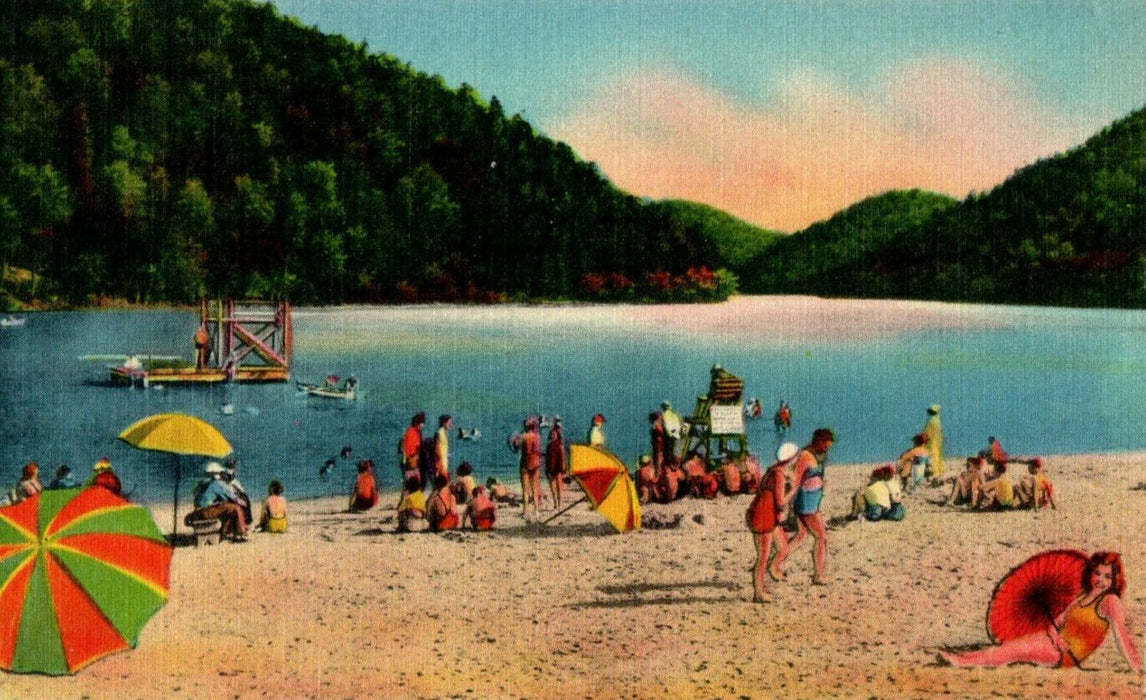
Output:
[940, 551, 1142, 673]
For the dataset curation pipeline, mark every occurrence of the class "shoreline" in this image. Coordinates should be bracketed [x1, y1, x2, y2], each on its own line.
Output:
[136, 449, 1146, 520]
[11, 293, 1146, 314]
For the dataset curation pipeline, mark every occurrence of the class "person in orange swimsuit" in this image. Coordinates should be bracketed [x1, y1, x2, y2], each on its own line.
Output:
[940, 551, 1142, 673]
[349, 460, 379, 512]
[746, 443, 798, 602]
[511, 416, 543, 520]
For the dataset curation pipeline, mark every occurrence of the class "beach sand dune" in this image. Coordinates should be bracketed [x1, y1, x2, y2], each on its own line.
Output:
[6, 453, 1143, 699]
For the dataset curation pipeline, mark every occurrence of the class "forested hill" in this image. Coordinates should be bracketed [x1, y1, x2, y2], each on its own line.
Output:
[0, 0, 740, 306]
[743, 108, 1146, 307]
[738, 190, 958, 296]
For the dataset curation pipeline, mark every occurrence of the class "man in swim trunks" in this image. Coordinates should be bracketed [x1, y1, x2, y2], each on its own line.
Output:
[773, 427, 835, 584]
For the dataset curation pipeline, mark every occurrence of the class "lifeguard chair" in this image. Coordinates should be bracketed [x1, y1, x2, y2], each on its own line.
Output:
[680, 365, 748, 466]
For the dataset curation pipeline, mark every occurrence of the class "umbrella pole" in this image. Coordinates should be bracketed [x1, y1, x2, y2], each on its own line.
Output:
[172, 457, 181, 537]
[541, 495, 587, 525]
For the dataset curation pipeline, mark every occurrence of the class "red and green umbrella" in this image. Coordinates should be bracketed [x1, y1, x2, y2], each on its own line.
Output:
[0, 487, 172, 675]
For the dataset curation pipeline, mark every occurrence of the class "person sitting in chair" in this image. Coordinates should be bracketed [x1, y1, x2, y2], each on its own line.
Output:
[186, 461, 248, 541]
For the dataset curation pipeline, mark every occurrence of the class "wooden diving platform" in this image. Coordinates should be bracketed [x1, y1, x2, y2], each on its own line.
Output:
[110, 300, 292, 385]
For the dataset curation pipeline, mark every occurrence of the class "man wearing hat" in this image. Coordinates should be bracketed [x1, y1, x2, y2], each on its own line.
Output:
[186, 462, 248, 541]
[89, 457, 123, 497]
[924, 405, 945, 477]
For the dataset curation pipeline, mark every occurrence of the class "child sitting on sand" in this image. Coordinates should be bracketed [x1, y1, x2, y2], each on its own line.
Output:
[1014, 457, 1057, 510]
[979, 462, 1017, 510]
[946, 457, 987, 507]
[897, 434, 930, 491]
[464, 486, 497, 530]
[259, 480, 288, 533]
[426, 473, 459, 532]
[635, 455, 658, 504]
[396, 476, 427, 532]
[655, 457, 685, 502]
[720, 457, 742, 495]
[451, 461, 477, 505]
[349, 460, 379, 512]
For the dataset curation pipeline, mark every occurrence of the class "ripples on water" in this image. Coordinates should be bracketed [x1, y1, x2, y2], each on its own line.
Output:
[2, 297, 1144, 504]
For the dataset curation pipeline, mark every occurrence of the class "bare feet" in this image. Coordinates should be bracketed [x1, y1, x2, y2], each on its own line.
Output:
[768, 567, 786, 582]
[752, 592, 771, 604]
[811, 575, 829, 586]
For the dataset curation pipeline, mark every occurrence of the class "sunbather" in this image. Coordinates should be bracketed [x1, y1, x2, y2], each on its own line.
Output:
[259, 480, 288, 533]
[396, 476, 427, 532]
[426, 473, 459, 532]
[897, 433, 930, 491]
[946, 457, 987, 507]
[1014, 457, 1057, 510]
[979, 462, 1018, 510]
[635, 454, 658, 504]
[464, 486, 497, 531]
[349, 460, 379, 512]
[940, 551, 1141, 673]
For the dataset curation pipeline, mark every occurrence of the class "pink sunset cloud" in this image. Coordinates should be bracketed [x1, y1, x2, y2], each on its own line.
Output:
[550, 59, 1087, 232]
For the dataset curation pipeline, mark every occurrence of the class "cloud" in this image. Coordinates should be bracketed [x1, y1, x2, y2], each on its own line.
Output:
[549, 59, 1088, 232]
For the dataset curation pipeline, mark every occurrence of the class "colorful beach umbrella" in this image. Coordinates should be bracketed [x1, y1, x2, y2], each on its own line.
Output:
[119, 412, 233, 534]
[0, 487, 172, 675]
[986, 549, 1088, 643]
[568, 444, 641, 533]
[118, 412, 233, 458]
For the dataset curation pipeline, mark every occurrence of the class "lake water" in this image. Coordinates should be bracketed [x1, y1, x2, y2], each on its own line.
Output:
[2, 297, 1144, 505]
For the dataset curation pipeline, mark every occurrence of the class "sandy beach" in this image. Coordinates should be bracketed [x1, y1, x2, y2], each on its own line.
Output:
[5, 451, 1144, 699]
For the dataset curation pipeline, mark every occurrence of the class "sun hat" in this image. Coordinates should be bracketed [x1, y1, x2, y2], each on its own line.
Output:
[204, 461, 224, 474]
[93, 457, 112, 472]
[639, 454, 652, 465]
[776, 442, 800, 464]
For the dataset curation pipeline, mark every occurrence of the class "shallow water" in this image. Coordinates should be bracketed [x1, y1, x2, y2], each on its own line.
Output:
[2, 297, 1144, 504]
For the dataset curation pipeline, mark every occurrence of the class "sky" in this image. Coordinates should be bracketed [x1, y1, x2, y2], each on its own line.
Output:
[268, 1, 1146, 232]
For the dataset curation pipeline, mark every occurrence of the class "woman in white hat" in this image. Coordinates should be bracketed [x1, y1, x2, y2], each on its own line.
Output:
[745, 442, 800, 602]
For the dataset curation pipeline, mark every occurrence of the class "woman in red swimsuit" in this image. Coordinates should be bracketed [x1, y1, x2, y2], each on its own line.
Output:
[746, 443, 798, 602]
[941, 551, 1142, 673]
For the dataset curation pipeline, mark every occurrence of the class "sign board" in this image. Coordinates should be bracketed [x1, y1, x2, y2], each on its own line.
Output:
[708, 405, 745, 436]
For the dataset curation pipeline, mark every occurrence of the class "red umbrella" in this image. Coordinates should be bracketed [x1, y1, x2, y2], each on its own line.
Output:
[986, 549, 1088, 643]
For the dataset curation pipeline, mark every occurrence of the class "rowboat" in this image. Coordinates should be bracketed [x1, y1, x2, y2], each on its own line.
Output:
[297, 377, 358, 400]
[0, 316, 26, 327]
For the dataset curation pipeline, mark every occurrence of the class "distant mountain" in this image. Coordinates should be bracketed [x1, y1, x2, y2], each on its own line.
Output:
[741, 107, 1146, 307]
[739, 189, 958, 296]
[0, 0, 737, 306]
[656, 200, 785, 270]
